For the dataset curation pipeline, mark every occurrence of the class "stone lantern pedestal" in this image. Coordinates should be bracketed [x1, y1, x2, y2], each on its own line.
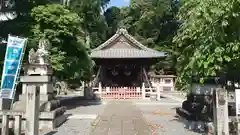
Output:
[12, 63, 67, 130]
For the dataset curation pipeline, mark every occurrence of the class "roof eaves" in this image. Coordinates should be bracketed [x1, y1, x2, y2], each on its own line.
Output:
[91, 28, 167, 56]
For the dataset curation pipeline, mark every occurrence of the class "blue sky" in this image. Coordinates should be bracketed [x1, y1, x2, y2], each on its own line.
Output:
[109, 0, 130, 7]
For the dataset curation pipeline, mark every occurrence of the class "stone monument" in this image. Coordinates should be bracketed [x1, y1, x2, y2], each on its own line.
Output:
[12, 39, 67, 129]
[21, 79, 40, 135]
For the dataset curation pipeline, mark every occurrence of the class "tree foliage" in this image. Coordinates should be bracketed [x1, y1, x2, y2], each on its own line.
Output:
[4, 0, 240, 91]
[69, 0, 110, 48]
[0, 0, 50, 80]
[30, 4, 93, 83]
[120, 0, 179, 74]
[173, 0, 240, 90]
[104, 6, 122, 38]
[1, 0, 180, 83]
[0, 0, 49, 39]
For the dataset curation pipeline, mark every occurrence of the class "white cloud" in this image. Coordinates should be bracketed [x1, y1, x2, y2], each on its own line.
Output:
[123, 0, 130, 3]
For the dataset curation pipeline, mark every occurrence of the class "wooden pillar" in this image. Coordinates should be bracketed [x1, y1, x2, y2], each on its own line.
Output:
[99, 66, 103, 85]
[213, 88, 229, 135]
[2, 114, 9, 135]
[98, 82, 102, 93]
[156, 83, 161, 101]
[14, 115, 22, 135]
[140, 66, 143, 83]
[171, 78, 175, 91]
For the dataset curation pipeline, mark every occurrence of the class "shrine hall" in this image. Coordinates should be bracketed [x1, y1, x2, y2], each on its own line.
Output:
[90, 28, 167, 99]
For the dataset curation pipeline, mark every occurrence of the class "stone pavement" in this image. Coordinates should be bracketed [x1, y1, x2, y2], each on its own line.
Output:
[40, 94, 200, 135]
[39, 99, 107, 135]
[90, 101, 152, 135]
[136, 101, 200, 135]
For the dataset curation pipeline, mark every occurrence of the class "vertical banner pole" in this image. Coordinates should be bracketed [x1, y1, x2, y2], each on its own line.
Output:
[10, 38, 28, 108]
[0, 34, 28, 107]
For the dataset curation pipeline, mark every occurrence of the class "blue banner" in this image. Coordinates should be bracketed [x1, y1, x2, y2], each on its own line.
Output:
[0, 35, 27, 99]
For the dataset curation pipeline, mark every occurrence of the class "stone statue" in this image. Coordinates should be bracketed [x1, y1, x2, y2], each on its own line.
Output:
[54, 81, 68, 95]
[28, 39, 51, 65]
[28, 48, 36, 64]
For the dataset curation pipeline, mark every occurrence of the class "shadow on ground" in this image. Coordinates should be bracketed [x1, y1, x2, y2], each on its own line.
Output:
[57, 96, 104, 110]
[160, 96, 167, 98]
[170, 115, 207, 134]
[44, 131, 58, 135]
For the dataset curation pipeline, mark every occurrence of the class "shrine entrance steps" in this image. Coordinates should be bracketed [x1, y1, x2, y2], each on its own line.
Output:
[99, 87, 142, 100]
[90, 101, 152, 135]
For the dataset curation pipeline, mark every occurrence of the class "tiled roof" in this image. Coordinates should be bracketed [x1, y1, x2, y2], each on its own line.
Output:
[91, 49, 166, 58]
[90, 28, 167, 59]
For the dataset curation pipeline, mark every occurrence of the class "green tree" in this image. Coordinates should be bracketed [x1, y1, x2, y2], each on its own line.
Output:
[0, 0, 50, 80]
[173, 0, 240, 91]
[31, 4, 93, 83]
[0, 0, 49, 39]
[120, 0, 179, 74]
[69, 0, 110, 48]
[104, 6, 122, 38]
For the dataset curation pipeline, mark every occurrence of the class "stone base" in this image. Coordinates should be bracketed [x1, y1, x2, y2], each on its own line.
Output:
[8, 114, 67, 130]
[12, 98, 67, 130]
[13, 100, 56, 112]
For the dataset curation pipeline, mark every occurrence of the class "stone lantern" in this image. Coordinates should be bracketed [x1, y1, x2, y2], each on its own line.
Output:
[12, 39, 67, 130]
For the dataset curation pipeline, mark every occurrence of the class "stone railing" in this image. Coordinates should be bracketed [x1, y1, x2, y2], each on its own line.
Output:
[0, 110, 24, 135]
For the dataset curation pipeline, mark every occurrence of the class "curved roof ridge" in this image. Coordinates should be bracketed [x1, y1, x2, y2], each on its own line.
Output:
[92, 28, 153, 51]
[90, 28, 167, 58]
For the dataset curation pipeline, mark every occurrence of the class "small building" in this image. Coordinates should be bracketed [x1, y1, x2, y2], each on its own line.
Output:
[149, 75, 176, 91]
[90, 28, 168, 99]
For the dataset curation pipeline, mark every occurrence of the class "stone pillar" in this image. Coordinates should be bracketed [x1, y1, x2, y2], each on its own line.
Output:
[21, 75, 51, 135]
[14, 115, 22, 135]
[40, 83, 53, 95]
[25, 84, 40, 135]
[142, 83, 145, 99]
[1, 114, 9, 135]
[213, 88, 229, 135]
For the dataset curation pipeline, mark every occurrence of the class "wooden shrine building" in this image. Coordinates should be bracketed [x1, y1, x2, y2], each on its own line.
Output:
[90, 28, 167, 99]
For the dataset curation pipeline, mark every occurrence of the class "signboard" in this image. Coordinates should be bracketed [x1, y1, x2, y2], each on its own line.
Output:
[235, 89, 240, 115]
[0, 35, 27, 99]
